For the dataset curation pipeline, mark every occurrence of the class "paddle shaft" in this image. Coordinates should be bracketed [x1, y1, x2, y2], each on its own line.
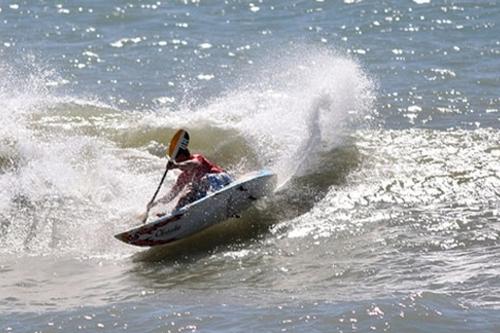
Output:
[142, 161, 171, 223]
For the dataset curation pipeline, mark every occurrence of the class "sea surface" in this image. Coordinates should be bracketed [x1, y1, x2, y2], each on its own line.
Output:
[1, 0, 499, 332]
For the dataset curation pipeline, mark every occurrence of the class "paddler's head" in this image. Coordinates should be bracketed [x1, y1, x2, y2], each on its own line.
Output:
[175, 148, 191, 162]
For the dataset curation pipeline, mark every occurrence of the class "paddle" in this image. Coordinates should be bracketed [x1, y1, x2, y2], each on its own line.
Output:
[141, 129, 190, 223]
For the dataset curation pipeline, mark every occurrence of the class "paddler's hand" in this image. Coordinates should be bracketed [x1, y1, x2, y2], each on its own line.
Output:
[167, 160, 176, 169]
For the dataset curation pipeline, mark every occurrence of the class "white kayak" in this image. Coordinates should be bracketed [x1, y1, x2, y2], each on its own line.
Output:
[115, 169, 277, 247]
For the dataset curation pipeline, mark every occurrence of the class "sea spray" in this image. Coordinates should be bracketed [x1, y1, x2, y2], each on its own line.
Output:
[0, 60, 143, 256]
[154, 46, 375, 185]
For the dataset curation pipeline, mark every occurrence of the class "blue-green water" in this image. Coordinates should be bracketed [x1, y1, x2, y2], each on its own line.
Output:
[1, 1, 499, 332]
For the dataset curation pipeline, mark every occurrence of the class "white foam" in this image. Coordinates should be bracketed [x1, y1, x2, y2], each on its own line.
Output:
[0, 59, 151, 257]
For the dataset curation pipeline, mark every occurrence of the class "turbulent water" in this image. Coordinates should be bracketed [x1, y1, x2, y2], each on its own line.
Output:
[1, 1, 499, 332]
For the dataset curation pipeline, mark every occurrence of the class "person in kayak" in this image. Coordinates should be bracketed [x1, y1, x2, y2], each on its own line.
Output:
[148, 148, 233, 213]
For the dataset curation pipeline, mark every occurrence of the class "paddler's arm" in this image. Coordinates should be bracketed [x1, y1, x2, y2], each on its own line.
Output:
[148, 180, 183, 210]
[146, 161, 190, 209]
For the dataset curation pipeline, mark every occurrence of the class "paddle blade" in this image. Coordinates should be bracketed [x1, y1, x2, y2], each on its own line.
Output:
[167, 129, 190, 159]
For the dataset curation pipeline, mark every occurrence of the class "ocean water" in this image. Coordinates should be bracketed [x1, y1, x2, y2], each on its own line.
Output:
[1, 0, 499, 332]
